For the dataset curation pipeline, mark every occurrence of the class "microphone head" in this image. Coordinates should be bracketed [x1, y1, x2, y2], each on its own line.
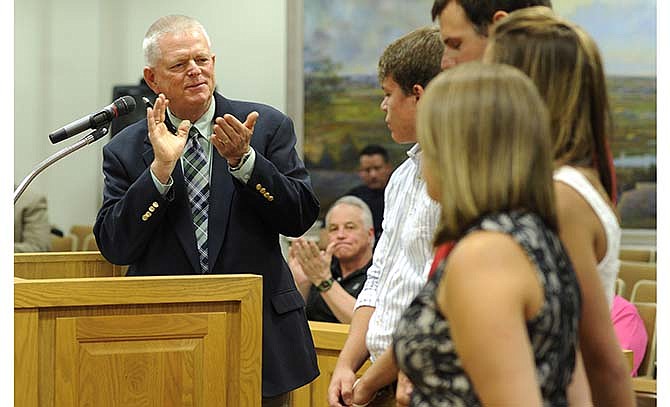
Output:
[113, 95, 137, 117]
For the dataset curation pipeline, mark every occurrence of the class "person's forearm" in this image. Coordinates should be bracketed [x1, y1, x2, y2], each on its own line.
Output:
[578, 288, 634, 405]
[583, 340, 635, 406]
[150, 160, 177, 184]
[297, 284, 311, 301]
[296, 278, 312, 301]
[321, 282, 357, 323]
[336, 306, 374, 372]
[355, 346, 399, 395]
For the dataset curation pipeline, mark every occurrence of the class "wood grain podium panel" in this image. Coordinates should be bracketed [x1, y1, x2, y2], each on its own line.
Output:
[292, 321, 371, 407]
[15, 273, 262, 407]
[55, 313, 227, 406]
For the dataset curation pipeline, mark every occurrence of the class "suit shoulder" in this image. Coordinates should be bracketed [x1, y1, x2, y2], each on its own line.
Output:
[105, 119, 147, 151]
[223, 96, 289, 122]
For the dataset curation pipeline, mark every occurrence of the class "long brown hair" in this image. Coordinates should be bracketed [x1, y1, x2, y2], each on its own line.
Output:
[486, 6, 616, 199]
[418, 62, 556, 244]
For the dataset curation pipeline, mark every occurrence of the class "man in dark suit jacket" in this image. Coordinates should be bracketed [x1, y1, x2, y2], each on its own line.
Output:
[93, 15, 319, 405]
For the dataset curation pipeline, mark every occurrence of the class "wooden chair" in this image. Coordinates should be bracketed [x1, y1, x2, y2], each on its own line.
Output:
[615, 278, 626, 297]
[632, 377, 657, 407]
[617, 261, 656, 300]
[622, 349, 634, 373]
[619, 248, 655, 263]
[82, 233, 99, 251]
[631, 280, 656, 304]
[49, 235, 77, 252]
[69, 225, 94, 251]
[634, 302, 656, 378]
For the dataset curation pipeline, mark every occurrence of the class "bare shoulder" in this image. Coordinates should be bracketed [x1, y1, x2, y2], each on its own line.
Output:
[448, 231, 531, 276]
[557, 181, 603, 239]
[443, 231, 535, 298]
[438, 230, 542, 320]
[554, 180, 590, 218]
[553, 179, 602, 242]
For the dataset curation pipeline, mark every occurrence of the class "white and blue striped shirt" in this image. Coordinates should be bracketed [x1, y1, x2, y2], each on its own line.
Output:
[355, 143, 440, 361]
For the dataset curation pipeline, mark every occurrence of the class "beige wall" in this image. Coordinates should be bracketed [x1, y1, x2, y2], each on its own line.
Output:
[14, 0, 288, 234]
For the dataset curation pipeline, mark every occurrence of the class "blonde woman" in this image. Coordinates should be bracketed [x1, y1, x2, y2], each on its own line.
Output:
[391, 62, 581, 406]
[485, 7, 635, 405]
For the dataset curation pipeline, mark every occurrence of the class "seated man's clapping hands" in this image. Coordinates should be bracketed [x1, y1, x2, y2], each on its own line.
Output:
[288, 197, 375, 324]
[289, 239, 336, 298]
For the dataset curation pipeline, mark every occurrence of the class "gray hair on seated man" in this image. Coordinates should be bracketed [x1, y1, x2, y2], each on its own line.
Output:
[326, 195, 375, 245]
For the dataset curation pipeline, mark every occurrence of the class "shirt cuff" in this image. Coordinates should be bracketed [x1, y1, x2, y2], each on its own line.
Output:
[354, 289, 377, 309]
[150, 168, 174, 196]
[229, 147, 256, 184]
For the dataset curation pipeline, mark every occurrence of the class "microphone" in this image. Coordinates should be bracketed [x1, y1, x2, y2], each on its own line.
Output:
[48, 96, 136, 144]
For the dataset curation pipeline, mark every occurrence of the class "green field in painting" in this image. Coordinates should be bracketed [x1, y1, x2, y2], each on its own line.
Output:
[304, 76, 656, 227]
[608, 76, 656, 157]
[305, 76, 655, 169]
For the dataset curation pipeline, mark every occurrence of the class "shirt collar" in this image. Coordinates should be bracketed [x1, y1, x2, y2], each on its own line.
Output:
[406, 143, 422, 164]
[332, 258, 373, 280]
[167, 96, 216, 138]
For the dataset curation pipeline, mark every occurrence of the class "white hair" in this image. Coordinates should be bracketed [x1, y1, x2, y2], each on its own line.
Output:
[325, 195, 375, 233]
[143, 15, 212, 67]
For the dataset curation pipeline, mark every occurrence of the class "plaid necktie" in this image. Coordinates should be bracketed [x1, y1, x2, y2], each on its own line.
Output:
[183, 126, 209, 273]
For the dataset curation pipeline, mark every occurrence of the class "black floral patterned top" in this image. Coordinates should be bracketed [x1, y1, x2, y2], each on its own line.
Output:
[393, 211, 581, 406]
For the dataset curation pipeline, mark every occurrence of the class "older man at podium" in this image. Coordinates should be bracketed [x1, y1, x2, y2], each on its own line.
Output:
[94, 15, 319, 406]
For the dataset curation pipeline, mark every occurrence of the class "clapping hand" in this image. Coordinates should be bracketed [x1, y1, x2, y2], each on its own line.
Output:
[289, 239, 334, 286]
[211, 111, 258, 167]
[147, 93, 191, 183]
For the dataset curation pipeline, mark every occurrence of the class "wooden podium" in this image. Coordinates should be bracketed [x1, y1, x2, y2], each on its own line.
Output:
[15, 253, 262, 407]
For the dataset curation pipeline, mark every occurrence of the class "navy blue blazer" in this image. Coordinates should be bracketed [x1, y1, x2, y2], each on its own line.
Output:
[94, 92, 320, 397]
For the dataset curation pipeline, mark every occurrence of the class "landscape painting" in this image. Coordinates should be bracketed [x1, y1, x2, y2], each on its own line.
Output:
[303, 0, 656, 228]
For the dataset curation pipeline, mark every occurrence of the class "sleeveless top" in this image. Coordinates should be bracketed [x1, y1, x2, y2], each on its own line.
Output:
[554, 165, 620, 307]
[393, 211, 581, 406]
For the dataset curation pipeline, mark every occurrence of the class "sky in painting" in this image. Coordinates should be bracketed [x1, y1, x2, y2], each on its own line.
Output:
[304, 0, 434, 76]
[553, 0, 656, 76]
[305, 0, 656, 77]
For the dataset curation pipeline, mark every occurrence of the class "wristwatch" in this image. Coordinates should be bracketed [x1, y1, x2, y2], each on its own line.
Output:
[315, 277, 334, 292]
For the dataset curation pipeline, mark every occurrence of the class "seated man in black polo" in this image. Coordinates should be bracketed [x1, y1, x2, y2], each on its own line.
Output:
[288, 196, 374, 323]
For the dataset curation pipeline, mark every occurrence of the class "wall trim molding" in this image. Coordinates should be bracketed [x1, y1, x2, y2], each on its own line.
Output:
[286, 0, 304, 157]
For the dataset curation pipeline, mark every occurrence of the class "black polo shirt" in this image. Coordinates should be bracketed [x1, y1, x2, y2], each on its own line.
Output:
[305, 257, 372, 323]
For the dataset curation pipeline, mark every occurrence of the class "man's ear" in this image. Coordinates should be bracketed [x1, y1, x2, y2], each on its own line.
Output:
[412, 84, 425, 101]
[490, 10, 508, 28]
[143, 67, 159, 94]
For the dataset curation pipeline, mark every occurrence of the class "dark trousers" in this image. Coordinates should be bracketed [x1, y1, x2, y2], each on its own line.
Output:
[262, 392, 291, 407]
